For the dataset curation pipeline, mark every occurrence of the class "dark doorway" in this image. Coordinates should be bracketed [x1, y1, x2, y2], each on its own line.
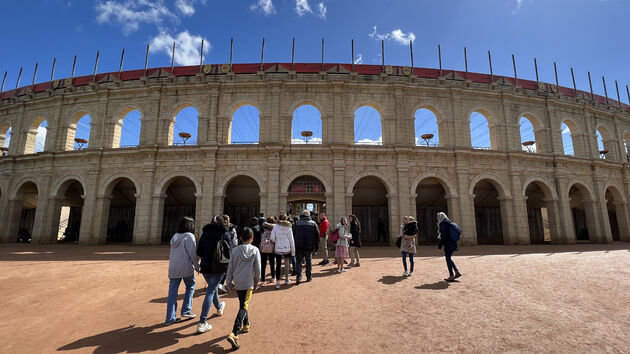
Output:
[352, 176, 389, 244]
[415, 178, 448, 243]
[473, 180, 504, 244]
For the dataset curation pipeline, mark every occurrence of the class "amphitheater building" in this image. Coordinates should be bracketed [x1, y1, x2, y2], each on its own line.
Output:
[1, 62, 630, 245]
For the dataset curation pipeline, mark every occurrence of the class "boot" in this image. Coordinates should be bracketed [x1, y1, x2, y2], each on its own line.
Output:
[454, 271, 462, 279]
[444, 276, 456, 282]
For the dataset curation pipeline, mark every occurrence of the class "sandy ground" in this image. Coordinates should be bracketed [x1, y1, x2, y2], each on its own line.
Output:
[0, 243, 629, 354]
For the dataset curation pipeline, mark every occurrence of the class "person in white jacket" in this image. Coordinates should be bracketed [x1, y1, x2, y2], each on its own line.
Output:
[270, 212, 296, 289]
[333, 217, 353, 273]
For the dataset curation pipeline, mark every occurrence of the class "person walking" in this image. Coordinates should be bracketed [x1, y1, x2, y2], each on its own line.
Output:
[224, 214, 238, 247]
[250, 217, 262, 249]
[317, 212, 330, 266]
[348, 214, 362, 267]
[333, 217, 352, 273]
[225, 227, 261, 350]
[259, 216, 277, 285]
[195, 215, 232, 333]
[270, 213, 295, 289]
[401, 216, 419, 277]
[437, 212, 462, 282]
[165, 217, 199, 326]
[292, 210, 319, 284]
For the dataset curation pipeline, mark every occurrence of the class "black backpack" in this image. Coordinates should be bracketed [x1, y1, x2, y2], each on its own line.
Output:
[210, 239, 231, 274]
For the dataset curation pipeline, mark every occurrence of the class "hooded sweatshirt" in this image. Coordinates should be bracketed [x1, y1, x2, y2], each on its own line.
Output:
[225, 243, 261, 291]
[270, 220, 296, 256]
[168, 232, 199, 279]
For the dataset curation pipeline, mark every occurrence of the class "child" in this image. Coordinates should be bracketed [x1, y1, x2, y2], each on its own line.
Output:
[225, 227, 261, 350]
[401, 216, 419, 277]
[270, 213, 295, 289]
[334, 217, 352, 273]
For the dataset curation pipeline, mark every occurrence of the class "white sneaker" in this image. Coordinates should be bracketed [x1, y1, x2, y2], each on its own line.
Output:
[218, 284, 227, 293]
[341, 268, 347, 272]
[408, 272, 413, 276]
[402, 271, 408, 277]
[285, 279, 291, 285]
[275, 282, 281, 289]
[216, 301, 226, 316]
[197, 322, 212, 333]
[181, 312, 196, 319]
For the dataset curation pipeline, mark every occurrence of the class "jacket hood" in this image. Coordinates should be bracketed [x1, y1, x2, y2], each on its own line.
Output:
[202, 223, 227, 234]
[277, 220, 292, 227]
[170, 232, 189, 247]
[299, 215, 311, 221]
[320, 216, 327, 222]
[263, 221, 275, 229]
[236, 244, 258, 261]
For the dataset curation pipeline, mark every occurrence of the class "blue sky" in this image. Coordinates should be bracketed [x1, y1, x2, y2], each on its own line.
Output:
[2, 0, 629, 151]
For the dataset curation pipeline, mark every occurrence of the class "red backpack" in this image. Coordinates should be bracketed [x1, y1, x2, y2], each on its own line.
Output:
[329, 228, 339, 244]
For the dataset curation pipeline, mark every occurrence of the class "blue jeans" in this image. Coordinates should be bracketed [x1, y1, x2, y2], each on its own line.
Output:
[199, 273, 223, 323]
[402, 251, 414, 272]
[165, 275, 196, 324]
[445, 250, 459, 276]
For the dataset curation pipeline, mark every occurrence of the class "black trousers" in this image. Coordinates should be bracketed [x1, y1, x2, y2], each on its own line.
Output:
[232, 289, 252, 334]
[295, 249, 312, 281]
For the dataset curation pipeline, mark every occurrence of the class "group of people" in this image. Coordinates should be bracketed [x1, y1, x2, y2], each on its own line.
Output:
[165, 209, 461, 350]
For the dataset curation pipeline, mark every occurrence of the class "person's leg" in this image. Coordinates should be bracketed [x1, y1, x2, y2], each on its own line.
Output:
[232, 289, 252, 334]
[349, 246, 356, 265]
[401, 252, 408, 273]
[354, 247, 360, 265]
[291, 256, 296, 275]
[260, 253, 268, 282]
[409, 252, 415, 273]
[284, 256, 291, 281]
[295, 250, 304, 282]
[166, 278, 181, 324]
[305, 251, 312, 281]
[181, 275, 196, 315]
[200, 274, 214, 323]
[274, 254, 282, 281]
[268, 254, 275, 282]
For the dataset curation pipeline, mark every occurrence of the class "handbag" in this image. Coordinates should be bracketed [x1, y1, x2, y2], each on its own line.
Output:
[260, 231, 275, 253]
[395, 235, 402, 248]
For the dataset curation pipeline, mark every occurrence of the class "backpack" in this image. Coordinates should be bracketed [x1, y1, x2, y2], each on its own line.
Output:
[210, 239, 231, 274]
[329, 228, 339, 244]
[449, 221, 461, 242]
[260, 230, 275, 253]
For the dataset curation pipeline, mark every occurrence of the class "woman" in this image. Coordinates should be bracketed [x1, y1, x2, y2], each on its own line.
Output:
[165, 216, 199, 326]
[333, 217, 352, 273]
[437, 212, 462, 282]
[223, 214, 238, 247]
[259, 216, 277, 285]
[348, 214, 362, 267]
[270, 213, 295, 289]
[250, 217, 262, 249]
[195, 215, 233, 333]
[400, 216, 419, 277]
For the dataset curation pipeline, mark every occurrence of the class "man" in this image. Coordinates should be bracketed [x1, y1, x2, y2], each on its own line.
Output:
[292, 210, 319, 284]
[317, 212, 330, 265]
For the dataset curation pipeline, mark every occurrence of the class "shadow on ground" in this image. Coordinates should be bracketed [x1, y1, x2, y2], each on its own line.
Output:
[415, 281, 451, 290]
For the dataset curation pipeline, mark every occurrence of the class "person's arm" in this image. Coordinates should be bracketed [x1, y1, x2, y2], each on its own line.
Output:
[185, 234, 199, 272]
[437, 222, 445, 249]
[196, 235, 204, 258]
[289, 228, 296, 257]
[270, 227, 277, 243]
[253, 249, 261, 289]
[313, 224, 319, 251]
[225, 255, 234, 291]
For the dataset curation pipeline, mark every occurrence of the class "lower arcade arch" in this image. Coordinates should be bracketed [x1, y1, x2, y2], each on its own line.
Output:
[223, 176, 261, 232]
[472, 179, 505, 244]
[568, 183, 595, 242]
[415, 178, 450, 243]
[161, 177, 197, 243]
[351, 176, 389, 244]
[11, 182, 39, 242]
[51, 179, 85, 243]
[103, 178, 137, 243]
[524, 181, 553, 243]
[286, 175, 327, 217]
[604, 186, 630, 242]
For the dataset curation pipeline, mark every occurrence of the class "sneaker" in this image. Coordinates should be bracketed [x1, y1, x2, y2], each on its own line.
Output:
[270, 278, 276, 284]
[341, 268, 347, 273]
[181, 312, 196, 319]
[337, 269, 341, 273]
[227, 333, 240, 350]
[402, 271, 408, 277]
[354, 263, 361, 267]
[275, 282, 281, 289]
[296, 279, 301, 285]
[218, 284, 227, 293]
[197, 322, 212, 333]
[306, 278, 312, 282]
[216, 301, 226, 316]
[241, 324, 250, 333]
[164, 318, 180, 326]
[444, 276, 456, 282]
[348, 262, 355, 267]
[408, 271, 413, 276]
[285, 279, 291, 285]
[454, 271, 462, 279]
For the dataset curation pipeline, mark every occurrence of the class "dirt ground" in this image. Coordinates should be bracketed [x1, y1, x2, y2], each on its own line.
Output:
[0, 243, 629, 353]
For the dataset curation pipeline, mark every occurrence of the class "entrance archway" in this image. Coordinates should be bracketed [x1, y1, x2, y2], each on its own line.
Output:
[569, 184, 594, 242]
[105, 178, 137, 243]
[415, 178, 448, 243]
[161, 177, 196, 243]
[524, 182, 551, 243]
[14, 182, 38, 242]
[53, 180, 85, 243]
[224, 176, 261, 230]
[286, 176, 326, 218]
[351, 176, 389, 244]
[473, 179, 504, 244]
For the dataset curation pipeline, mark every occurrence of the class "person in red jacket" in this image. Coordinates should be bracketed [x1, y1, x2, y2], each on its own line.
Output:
[317, 213, 330, 265]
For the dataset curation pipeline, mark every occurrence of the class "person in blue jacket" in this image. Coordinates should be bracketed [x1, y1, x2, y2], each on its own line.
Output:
[437, 212, 462, 282]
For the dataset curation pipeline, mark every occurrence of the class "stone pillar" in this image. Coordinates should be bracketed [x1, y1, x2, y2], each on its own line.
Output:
[555, 175, 576, 243]
[582, 114, 599, 158]
[150, 194, 166, 244]
[603, 138, 619, 161]
[278, 193, 288, 216]
[207, 93, 219, 144]
[498, 196, 516, 244]
[4, 198, 23, 243]
[509, 171, 530, 244]
[213, 193, 224, 217]
[266, 148, 280, 215]
[592, 177, 612, 243]
[612, 201, 630, 241]
[533, 128, 548, 153]
[157, 116, 175, 146]
[197, 115, 209, 144]
[544, 197, 564, 244]
[43, 196, 63, 243]
[387, 192, 400, 244]
[194, 192, 203, 239]
[133, 193, 153, 245]
[584, 198, 603, 243]
[381, 116, 395, 147]
[92, 195, 112, 244]
[30, 174, 52, 244]
[200, 155, 217, 223]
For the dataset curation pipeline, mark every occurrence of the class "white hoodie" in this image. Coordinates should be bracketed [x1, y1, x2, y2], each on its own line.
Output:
[270, 220, 296, 256]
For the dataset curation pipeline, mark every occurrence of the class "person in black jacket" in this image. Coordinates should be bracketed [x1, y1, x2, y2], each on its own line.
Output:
[195, 215, 233, 334]
[250, 217, 262, 249]
[348, 214, 362, 267]
[292, 210, 319, 284]
[437, 212, 462, 282]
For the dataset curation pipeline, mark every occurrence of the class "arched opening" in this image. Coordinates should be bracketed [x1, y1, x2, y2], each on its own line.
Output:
[524, 182, 552, 243]
[105, 178, 137, 243]
[72, 114, 91, 150]
[415, 178, 448, 243]
[354, 106, 382, 145]
[115, 109, 142, 148]
[470, 111, 492, 149]
[473, 179, 504, 244]
[230, 105, 260, 144]
[170, 106, 198, 146]
[54, 180, 85, 243]
[224, 176, 261, 231]
[292, 104, 322, 144]
[569, 184, 593, 242]
[0, 122, 11, 152]
[352, 176, 389, 245]
[624, 132, 630, 162]
[15, 182, 38, 243]
[519, 116, 537, 153]
[161, 177, 197, 243]
[25, 118, 48, 154]
[560, 122, 575, 156]
[414, 108, 440, 147]
[595, 127, 610, 159]
[286, 176, 326, 217]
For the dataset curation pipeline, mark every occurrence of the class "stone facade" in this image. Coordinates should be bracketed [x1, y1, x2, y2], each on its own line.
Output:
[1, 65, 630, 245]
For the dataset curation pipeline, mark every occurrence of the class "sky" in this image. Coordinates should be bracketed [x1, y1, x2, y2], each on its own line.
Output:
[2, 0, 629, 152]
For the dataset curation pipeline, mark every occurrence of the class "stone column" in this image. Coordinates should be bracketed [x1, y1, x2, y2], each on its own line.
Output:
[133, 193, 153, 245]
[555, 175, 576, 243]
[197, 115, 209, 144]
[592, 177, 612, 243]
[200, 154, 217, 223]
[150, 194, 166, 244]
[387, 192, 400, 244]
[31, 174, 52, 244]
[603, 138, 619, 161]
[278, 193, 288, 216]
[194, 192, 203, 239]
[4, 198, 23, 243]
[498, 196, 516, 244]
[543, 197, 564, 244]
[612, 201, 630, 241]
[43, 196, 63, 243]
[213, 193, 224, 217]
[92, 195, 112, 244]
[266, 147, 280, 214]
[207, 93, 219, 144]
[509, 171, 530, 244]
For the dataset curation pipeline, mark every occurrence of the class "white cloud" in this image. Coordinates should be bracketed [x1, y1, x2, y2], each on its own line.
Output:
[317, 2, 327, 19]
[150, 31, 209, 66]
[292, 137, 322, 144]
[369, 26, 415, 45]
[35, 125, 47, 152]
[354, 54, 363, 64]
[175, 0, 205, 16]
[356, 136, 382, 145]
[513, 0, 523, 14]
[562, 126, 571, 135]
[251, 0, 275, 15]
[296, 0, 312, 16]
[95, 0, 177, 35]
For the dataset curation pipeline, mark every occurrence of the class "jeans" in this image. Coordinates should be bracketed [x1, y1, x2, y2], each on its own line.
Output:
[291, 256, 296, 273]
[445, 250, 459, 276]
[350, 246, 360, 264]
[199, 273, 223, 324]
[295, 249, 312, 281]
[318, 237, 328, 261]
[232, 289, 253, 334]
[401, 251, 414, 272]
[261, 253, 275, 280]
[165, 275, 195, 324]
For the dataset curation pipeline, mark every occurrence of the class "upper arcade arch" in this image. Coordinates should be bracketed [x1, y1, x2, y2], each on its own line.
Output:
[291, 103, 322, 144]
[517, 113, 545, 153]
[230, 104, 260, 144]
[354, 105, 383, 145]
[414, 105, 442, 147]
[23, 115, 48, 154]
[469, 109, 495, 150]
[0, 121, 11, 150]
[168, 102, 200, 146]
